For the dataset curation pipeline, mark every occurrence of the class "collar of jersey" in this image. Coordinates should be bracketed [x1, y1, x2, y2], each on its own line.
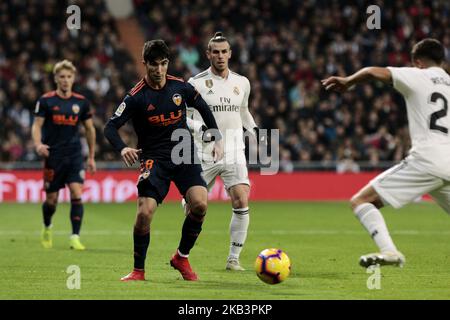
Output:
[208, 67, 230, 81]
[144, 76, 167, 91]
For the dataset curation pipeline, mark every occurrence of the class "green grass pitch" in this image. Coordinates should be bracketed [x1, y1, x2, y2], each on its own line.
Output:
[0, 201, 449, 300]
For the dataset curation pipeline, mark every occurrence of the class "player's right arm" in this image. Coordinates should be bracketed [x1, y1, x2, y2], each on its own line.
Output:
[31, 117, 49, 157]
[321, 67, 392, 92]
[32, 97, 50, 157]
[103, 95, 141, 167]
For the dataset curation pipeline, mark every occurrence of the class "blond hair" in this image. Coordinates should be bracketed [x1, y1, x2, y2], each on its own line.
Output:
[53, 59, 76, 75]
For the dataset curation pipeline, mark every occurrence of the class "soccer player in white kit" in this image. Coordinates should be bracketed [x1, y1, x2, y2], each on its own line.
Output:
[184, 32, 262, 271]
[322, 38, 450, 268]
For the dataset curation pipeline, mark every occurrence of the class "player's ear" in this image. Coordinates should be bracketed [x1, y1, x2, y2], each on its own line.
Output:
[412, 58, 423, 69]
[228, 49, 232, 58]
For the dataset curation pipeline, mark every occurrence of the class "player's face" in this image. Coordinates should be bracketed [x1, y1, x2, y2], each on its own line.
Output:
[54, 69, 75, 93]
[145, 58, 169, 85]
[207, 42, 231, 72]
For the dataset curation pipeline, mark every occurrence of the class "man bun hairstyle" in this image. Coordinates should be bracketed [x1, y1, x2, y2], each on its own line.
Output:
[142, 39, 170, 63]
[411, 38, 445, 65]
[208, 31, 229, 50]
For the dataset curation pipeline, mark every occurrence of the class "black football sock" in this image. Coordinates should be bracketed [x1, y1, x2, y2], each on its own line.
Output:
[178, 213, 204, 256]
[43, 202, 56, 227]
[70, 198, 84, 235]
[133, 227, 150, 270]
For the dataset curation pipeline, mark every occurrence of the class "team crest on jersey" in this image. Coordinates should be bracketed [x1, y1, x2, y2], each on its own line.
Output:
[205, 79, 213, 88]
[172, 93, 182, 106]
[115, 102, 126, 116]
[72, 104, 80, 114]
[233, 86, 240, 95]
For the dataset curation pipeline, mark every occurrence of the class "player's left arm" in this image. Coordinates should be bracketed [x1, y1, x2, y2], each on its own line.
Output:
[240, 78, 267, 145]
[82, 118, 96, 174]
[81, 100, 96, 174]
[322, 67, 392, 92]
[240, 78, 258, 134]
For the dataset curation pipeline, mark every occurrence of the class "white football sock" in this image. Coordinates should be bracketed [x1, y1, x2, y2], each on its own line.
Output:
[354, 203, 398, 253]
[228, 207, 249, 260]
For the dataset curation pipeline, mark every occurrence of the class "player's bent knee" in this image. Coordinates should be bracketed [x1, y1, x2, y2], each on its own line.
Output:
[232, 196, 248, 209]
[349, 194, 363, 212]
[45, 195, 58, 207]
[189, 200, 207, 215]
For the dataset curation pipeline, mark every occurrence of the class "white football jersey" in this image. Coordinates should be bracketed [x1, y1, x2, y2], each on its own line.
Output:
[187, 67, 257, 162]
[387, 66, 450, 180]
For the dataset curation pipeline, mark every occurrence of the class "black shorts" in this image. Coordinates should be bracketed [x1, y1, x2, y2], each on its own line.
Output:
[43, 155, 85, 193]
[137, 158, 206, 204]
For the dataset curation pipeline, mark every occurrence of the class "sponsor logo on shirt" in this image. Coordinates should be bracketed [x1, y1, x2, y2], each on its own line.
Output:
[148, 110, 182, 126]
[52, 114, 79, 126]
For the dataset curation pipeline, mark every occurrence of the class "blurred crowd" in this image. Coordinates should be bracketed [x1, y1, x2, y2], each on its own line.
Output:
[1, 0, 450, 172]
[0, 0, 139, 163]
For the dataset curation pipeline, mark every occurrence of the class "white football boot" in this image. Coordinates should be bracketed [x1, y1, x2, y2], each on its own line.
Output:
[359, 251, 405, 268]
[226, 258, 245, 271]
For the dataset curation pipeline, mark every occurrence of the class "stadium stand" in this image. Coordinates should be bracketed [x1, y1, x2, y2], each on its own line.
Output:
[1, 0, 449, 172]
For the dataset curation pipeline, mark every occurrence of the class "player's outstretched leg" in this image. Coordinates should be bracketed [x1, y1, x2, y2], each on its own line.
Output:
[351, 185, 405, 268]
[121, 197, 156, 281]
[41, 192, 58, 249]
[171, 187, 207, 281]
[227, 184, 250, 271]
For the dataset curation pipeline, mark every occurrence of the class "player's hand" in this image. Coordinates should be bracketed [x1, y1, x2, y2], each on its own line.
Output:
[35, 144, 50, 158]
[87, 157, 96, 174]
[212, 139, 224, 162]
[321, 76, 351, 92]
[254, 127, 268, 147]
[200, 125, 215, 143]
[121, 147, 142, 167]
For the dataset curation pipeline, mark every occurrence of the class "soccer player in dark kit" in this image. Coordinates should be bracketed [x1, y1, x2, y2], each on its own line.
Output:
[32, 60, 96, 251]
[104, 40, 223, 281]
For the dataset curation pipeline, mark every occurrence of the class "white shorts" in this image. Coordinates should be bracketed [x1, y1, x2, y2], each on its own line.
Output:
[201, 152, 250, 191]
[370, 160, 450, 213]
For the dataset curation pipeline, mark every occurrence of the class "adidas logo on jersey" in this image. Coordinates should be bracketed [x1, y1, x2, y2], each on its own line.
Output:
[206, 90, 214, 95]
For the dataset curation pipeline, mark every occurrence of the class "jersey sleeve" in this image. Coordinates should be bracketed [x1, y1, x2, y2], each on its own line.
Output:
[34, 97, 48, 118]
[103, 94, 138, 153]
[80, 99, 93, 121]
[387, 67, 419, 97]
[240, 77, 257, 134]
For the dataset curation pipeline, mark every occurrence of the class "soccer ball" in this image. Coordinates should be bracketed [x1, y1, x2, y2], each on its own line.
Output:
[255, 248, 291, 284]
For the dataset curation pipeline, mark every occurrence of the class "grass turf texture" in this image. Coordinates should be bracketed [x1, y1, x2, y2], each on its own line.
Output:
[0, 202, 449, 300]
